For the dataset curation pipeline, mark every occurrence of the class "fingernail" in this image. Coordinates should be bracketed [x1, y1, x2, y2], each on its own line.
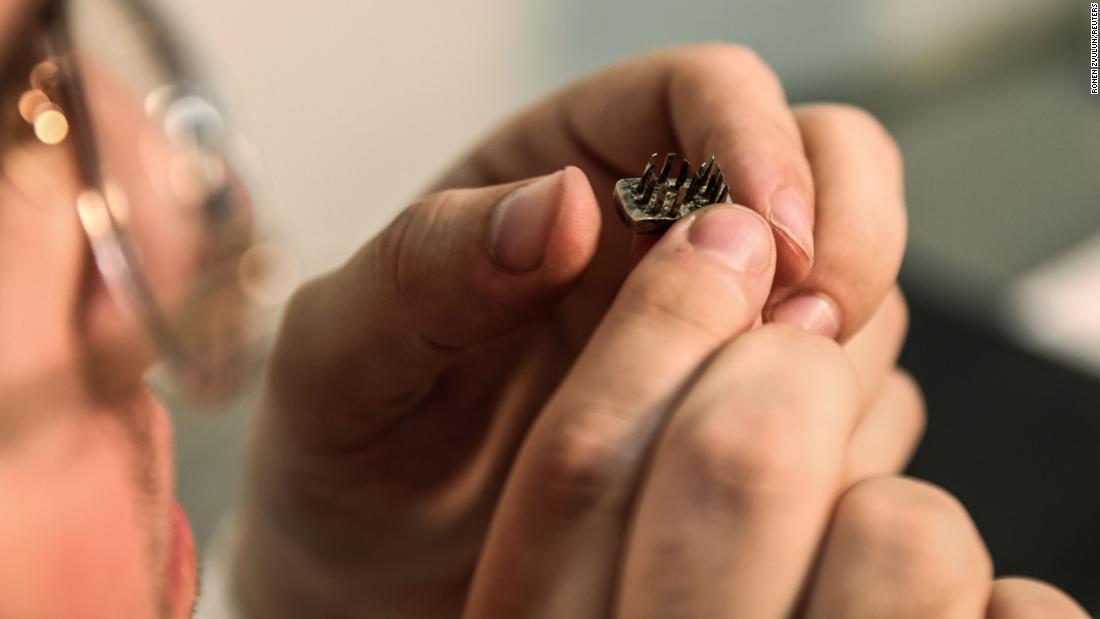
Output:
[769, 293, 841, 338]
[767, 187, 814, 262]
[687, 206, 772, 273]
[489, 171, 564, 274]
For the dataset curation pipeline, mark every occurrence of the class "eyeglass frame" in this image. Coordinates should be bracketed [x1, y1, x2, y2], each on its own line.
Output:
[20, 0, 254, 402]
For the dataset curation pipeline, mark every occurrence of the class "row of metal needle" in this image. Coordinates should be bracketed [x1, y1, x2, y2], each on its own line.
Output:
[633, 153, 729, 214]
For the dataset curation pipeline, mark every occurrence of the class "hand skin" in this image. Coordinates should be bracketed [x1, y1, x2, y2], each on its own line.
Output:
[461, 211, 1085, 618]
[230, 42, 1070, 619]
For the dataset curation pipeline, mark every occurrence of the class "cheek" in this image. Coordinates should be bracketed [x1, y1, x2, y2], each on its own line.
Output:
[0, 144, 87, 392]
[0, 415, 158, 618]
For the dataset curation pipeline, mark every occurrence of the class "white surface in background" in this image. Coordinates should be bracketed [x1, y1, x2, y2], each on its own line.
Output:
[1009, 233, 1100, 377]
[159, 0, 541, 278]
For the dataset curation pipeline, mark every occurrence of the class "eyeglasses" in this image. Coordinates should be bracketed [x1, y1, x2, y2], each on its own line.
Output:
[3, 0, 290, 405]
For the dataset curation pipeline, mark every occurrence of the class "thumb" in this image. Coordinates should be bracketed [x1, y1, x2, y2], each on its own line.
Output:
[269, 166, 601, 443]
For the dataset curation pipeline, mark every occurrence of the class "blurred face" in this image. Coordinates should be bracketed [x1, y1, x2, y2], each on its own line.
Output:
[0, 2, 204, 616]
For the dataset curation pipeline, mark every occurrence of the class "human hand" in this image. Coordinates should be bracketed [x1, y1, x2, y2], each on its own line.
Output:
[461, 216, 1084, 616]
[234, 44, 910, 617]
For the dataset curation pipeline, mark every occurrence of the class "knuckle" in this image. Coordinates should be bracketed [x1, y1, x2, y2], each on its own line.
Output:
[804, 103, 902, 171]
[618, 258, 753, 345]
[677, 43, 782, 92]
[808, 243, 906, 338]
[838, 478, 993, 588]
[626, 288, 735, 345]
[888, 370, 927, 432]
[375, 194, 451, 313]
[689, 43, 766, 74]
[676, 386, 838, 508]
[837, 241, 904, 321]
[989, 578, 1089, 619]
[527, 411, 633, 520]
[882, 287, 911, 339]
[742, 325, 856, 390]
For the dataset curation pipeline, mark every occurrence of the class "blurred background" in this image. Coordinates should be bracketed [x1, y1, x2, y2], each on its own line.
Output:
[154, 0, 1099, 610]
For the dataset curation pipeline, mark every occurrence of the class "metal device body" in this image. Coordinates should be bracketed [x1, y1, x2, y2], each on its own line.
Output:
[613, 153, 731, 234]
